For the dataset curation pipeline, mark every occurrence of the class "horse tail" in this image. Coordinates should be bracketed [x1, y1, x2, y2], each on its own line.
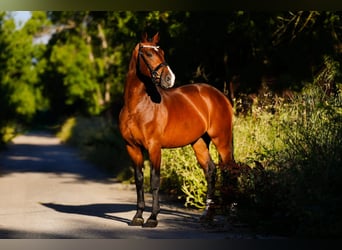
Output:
[223, 81, 235, 163]
[231, 126, 235, 162]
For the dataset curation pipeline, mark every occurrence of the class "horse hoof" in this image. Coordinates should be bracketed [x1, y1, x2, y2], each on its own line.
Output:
[143, 219, 158, 228]
[129, 217, 144, 226]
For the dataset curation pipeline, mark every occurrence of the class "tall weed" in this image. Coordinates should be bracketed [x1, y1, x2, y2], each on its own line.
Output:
[270, 84, 342, 237]
[160, 146, 208, 208]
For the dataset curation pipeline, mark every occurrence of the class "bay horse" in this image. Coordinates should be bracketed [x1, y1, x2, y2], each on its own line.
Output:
[119, 33, 234, 227]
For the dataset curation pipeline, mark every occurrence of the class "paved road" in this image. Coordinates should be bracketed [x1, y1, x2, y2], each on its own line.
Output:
[0, 131, 253, 239]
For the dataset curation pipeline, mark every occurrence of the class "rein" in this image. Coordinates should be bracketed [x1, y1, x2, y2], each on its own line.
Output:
[138, 44, 168, 85]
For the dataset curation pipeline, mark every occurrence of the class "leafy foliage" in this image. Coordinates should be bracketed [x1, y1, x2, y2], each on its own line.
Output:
[0, 11, 48, 144]
[161, 146, 209, 208]
[232, 82, 342, 237]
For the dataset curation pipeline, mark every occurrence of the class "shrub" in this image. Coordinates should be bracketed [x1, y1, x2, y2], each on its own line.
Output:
[0, 123, 17, 148]
[269, 83, 342, 237]
[160, 146, 208, 208]
[234, 83, 342, 237]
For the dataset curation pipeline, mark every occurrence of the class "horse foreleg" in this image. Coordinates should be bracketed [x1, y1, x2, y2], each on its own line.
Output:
[143, 146, 161, 228]
[126, 145, 145, 226]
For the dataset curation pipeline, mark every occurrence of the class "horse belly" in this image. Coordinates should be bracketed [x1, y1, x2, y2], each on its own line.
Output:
[161, 113, 206, 148]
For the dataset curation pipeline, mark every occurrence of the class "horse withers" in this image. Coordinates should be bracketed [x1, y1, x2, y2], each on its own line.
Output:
[119, 33, 234, 227]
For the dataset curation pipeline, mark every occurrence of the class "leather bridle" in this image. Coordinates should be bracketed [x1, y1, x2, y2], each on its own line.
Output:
[138, 44, 168, 85]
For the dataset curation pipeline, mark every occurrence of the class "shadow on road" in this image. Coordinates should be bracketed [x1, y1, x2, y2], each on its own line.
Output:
[41, 203, 134, 225]
[40, 202, 201, 227]
[0, 132, 110, 182]
[0, 228, 76, 239]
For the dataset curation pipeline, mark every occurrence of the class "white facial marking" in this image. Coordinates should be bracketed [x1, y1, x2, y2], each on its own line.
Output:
[167, 65, 176, 88]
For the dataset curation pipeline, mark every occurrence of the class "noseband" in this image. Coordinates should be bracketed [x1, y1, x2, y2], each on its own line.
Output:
[138, 44, 168, 85]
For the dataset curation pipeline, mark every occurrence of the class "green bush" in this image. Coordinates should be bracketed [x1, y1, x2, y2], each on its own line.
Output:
[160, 146, 210, 208]
[0, 124, 17, 148]
[270, 84, 342, 237]
[234, 83, 342, 237]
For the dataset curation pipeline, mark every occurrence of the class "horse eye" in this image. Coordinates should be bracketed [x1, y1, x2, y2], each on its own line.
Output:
[146, 52, 153, 57]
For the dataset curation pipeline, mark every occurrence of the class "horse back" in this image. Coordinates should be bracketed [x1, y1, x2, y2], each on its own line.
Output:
[162, 83, 232, 118]
[159, 83, 233, 147]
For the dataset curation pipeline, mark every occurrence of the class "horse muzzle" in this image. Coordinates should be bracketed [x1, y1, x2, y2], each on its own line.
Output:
[160, 65, 176, 89]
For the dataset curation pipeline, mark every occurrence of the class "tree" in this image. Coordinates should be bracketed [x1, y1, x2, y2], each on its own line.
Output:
[0, 11, 48, 145]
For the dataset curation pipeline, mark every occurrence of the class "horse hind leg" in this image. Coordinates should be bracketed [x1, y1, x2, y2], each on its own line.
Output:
[191, 136, 216, 221]
[210, 131, 237, 208]
[209, 127, 234, 165]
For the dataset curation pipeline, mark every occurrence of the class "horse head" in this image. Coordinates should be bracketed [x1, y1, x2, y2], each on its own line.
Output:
[136, 32, 175, 89]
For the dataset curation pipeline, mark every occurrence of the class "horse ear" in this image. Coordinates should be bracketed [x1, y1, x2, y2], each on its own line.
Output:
[141, 32, 148, 42]
[152, 32, 160, 44]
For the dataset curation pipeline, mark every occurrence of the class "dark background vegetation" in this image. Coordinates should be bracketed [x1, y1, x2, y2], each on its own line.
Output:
[1, 11, 341, 238]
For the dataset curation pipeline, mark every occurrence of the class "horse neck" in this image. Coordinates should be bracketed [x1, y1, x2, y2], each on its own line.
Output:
[123, 55, 150, 109]
[124, 75, 145, 105]
[124, 46, 162, 109]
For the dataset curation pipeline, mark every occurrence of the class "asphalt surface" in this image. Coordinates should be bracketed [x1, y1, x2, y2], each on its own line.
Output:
[0, 131, 256, 239]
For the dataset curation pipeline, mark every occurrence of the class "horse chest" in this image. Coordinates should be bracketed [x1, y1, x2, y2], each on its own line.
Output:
[123, 108, 163, 146]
